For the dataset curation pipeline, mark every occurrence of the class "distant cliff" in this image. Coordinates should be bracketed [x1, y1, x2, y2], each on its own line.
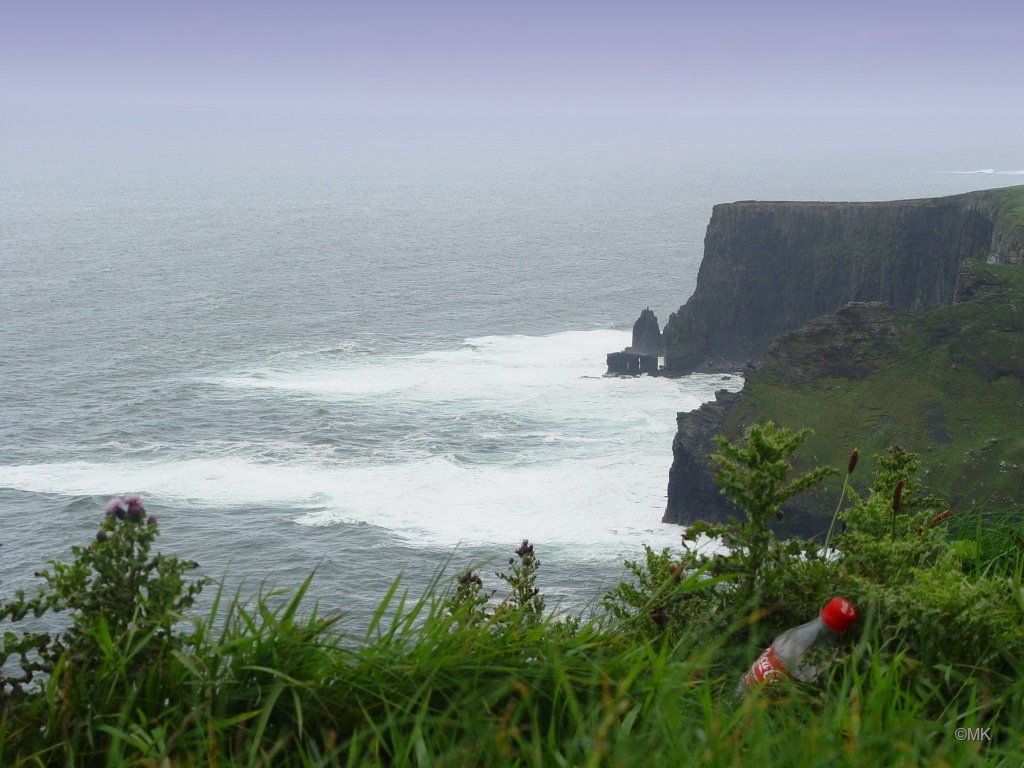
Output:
[663, 186, 1024, 533]
[663, 187, 1024, 375]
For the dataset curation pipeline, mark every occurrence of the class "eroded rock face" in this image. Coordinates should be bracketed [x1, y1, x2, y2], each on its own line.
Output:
[663, 188, 1020, 375]
[662, 388, 840, 539]
[663, 390, 740, 528]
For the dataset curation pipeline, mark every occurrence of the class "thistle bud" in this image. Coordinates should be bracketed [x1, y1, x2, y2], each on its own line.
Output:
[125, 494, 144, 516]
[847, 449, 859, 475]
[649, 605, 667, 627]
[146, 515, 158, 526]
[96, 530, 109, 542]
[514, 539, 534, 558]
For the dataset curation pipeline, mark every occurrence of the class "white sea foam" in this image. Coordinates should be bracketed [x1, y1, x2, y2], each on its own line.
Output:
[940, 169, 1024, 175]
[210, 330, 635, 401]
[0, 454, 694, 555]
[1, 330, 741, 555]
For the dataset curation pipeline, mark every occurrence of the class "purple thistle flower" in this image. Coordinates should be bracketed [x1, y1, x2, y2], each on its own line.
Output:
[125, 494, 144, 516]
[147, 515, 157, 526]
[105, 497, 126, 516]
[127, 507, 143, 523]
[96, 530, 109, 542]
[514, 539, 534, 558]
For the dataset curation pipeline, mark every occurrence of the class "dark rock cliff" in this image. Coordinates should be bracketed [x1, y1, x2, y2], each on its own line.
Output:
[663, 187, 1022, 375]
[664, 389, 741, 528]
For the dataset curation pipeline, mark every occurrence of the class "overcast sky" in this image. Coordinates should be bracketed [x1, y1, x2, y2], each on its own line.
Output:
[3, 0, 1022, 154]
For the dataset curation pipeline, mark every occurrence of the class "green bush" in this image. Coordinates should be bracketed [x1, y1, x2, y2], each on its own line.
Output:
[1, 496, 206, 702]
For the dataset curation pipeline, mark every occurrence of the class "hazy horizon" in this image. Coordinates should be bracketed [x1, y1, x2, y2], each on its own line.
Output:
[3, 0, 1022, 163]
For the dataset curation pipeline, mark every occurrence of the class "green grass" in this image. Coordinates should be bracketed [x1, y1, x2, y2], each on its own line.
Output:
[993, 185, 1024, 251]
[723, 261, 1024, 517]
[3, 569, 1023, 766]
[3, 518, 1024, 767]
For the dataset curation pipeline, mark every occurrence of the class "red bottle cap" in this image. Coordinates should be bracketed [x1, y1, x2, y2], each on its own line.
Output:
[820, 597, 857, 632]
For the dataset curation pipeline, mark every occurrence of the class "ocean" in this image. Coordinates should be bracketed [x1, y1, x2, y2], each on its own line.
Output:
[2, 135, 1020, 625]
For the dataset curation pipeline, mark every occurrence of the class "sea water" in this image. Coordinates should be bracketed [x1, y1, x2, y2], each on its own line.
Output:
[1, 140, 1018, 624]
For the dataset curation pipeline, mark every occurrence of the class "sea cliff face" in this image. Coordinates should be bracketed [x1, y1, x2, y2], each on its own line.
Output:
[663, 187, 1024, 532]
[663, 188, 1022, 376]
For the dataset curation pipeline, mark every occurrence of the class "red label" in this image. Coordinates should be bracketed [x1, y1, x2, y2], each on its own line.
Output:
[740, 644, 791, 689]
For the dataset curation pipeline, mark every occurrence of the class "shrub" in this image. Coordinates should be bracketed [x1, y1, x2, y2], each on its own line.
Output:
[1, 496, 207, 704]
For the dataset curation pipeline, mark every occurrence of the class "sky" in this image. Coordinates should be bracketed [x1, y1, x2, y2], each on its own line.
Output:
[2, 0, 1023, 154]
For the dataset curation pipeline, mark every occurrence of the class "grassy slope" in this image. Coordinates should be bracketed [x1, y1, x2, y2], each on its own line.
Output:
[993, 185, 1024, 248]
[723, 261, 1024, 516]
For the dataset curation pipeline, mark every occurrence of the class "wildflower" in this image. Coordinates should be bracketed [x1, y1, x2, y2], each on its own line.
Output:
[147, 515, 158, 526]
[124, 494, 144, 516]
[847, 449, 859, 475]
[96, 530, 109, 542]
[458, 570, 482, 587]
[515, 539, 534, 558]
[105, 497, 126, 517]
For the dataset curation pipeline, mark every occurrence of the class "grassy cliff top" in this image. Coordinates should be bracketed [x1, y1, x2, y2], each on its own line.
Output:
[993, 184, 1024, 244]
[722, 259, 1024, 516]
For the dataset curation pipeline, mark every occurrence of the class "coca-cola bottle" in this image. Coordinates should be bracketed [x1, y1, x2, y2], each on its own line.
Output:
[737, 597, 857, 694]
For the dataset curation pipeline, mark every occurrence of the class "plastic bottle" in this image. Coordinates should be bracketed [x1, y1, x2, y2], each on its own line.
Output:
[737, 597, 857, 693]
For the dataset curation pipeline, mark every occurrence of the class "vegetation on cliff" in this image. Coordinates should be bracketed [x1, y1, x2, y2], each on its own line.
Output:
[722, 260, 1024, 521]
[3, 431, 1023, 766]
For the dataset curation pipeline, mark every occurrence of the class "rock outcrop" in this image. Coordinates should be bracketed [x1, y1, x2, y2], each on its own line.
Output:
[663, 187, 1024, 375]
[629, 308, 665, 357]
[607, 308, 664, 375]
[664, 389, 741, 528]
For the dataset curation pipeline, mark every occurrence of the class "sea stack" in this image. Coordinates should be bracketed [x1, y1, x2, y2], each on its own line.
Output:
[606, 308, 666, 376]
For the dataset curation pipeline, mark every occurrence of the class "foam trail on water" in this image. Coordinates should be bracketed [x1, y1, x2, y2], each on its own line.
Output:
[0, 330, 742, 555]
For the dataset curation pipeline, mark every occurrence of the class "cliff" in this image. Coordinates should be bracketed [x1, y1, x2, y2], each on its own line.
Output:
[663, 186, 1024, 375]
[662, 186, 1024, 532]
[664, 260, 1024, 532]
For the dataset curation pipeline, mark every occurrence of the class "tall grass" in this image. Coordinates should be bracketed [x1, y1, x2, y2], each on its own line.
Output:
[3, 552, 1023, 766]
[2, 445, 1022, 767]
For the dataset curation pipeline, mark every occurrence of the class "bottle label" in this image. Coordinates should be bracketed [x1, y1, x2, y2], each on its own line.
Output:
[740, 644, 791, 689]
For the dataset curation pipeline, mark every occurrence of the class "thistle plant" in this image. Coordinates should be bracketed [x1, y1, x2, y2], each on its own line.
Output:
[495, 539, 545, 626]
[1, 495, 208, 699]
